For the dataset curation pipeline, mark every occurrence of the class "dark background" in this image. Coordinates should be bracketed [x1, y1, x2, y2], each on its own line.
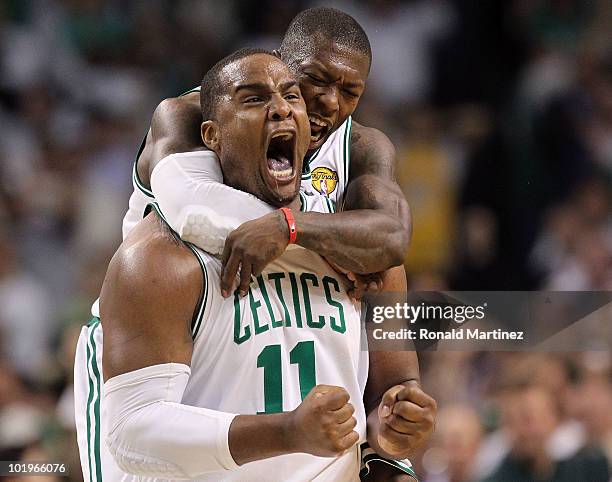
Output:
[0, 1, 610, 480]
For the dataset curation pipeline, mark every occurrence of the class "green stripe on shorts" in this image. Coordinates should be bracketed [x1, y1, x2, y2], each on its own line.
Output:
[86, 318, 102, 482]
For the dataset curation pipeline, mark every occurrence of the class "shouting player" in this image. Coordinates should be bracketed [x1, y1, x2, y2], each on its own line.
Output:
[75, 49, 433, 481]
[123, 7, 411, 297]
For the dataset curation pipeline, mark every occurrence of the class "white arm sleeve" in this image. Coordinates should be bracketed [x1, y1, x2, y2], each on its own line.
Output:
[150, 151, 273, 255]
[104, 363, 239, 479]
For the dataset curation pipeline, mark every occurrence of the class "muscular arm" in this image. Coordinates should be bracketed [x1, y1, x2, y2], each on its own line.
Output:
[220, 124, 413, 294]
[292, 123, 411, 273]
[363, 266, 436, 460]
[136, 92, 204, 187]
[101, 214, 294, 472]
[134, 96, 410, 276]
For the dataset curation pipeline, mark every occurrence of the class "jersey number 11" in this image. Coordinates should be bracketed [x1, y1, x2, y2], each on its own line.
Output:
[257, 340, 316, 414]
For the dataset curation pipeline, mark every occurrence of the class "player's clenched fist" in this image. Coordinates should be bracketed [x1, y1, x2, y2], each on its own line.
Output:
[289, 385, 359, 457]
[220, 211, 289, 298]
[376, 382, 436, 459]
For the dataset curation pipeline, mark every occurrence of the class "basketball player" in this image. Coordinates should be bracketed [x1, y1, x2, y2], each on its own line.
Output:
[122, 7, 411, 299]
[133, 12, 438, 472]
[91, 8, 436, 467]
[75, 50, 433, 481]
[81, 7, 435, 479]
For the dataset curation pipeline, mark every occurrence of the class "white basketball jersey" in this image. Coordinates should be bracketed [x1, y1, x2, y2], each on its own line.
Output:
[75, 214, 369, 481]
[299, 115, 352, 215]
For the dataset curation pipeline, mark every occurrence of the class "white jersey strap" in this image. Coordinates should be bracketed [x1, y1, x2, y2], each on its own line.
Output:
[341, 116, 353, 205]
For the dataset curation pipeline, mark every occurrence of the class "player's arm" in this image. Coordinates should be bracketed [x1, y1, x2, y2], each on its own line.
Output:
[363, 266, 437, 461]
[136, 92, 204, 187]
[219, 124, 411, 296]
[135, 94, 275, 255]
[137, 97, 411, 285]
[294, 122, 411, 270]
[100, 214, 357, 478]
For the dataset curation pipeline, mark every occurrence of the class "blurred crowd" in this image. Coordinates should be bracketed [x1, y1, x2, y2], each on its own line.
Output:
[0, 0, 610, 480]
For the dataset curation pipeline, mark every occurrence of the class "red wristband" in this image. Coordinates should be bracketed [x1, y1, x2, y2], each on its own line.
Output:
[279, 207, 297, 244]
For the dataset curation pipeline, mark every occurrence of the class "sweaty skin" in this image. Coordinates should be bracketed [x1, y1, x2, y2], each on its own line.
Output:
[136, 78, 410, 278]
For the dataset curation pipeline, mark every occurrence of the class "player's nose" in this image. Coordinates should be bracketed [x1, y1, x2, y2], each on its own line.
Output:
[268, 97, 292, 121]
[316, 89, 339, 116]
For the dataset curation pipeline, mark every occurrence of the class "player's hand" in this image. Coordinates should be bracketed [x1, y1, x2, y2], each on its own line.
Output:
[347, 271, 383, 300]
[220, 211, 289, 297]
[288, 385, 359, 457]
[376, 382, 436, 458]
[326, 259, 383, 300]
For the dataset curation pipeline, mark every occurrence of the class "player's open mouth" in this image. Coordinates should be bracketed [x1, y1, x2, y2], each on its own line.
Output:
[266, 130, 296, 181]
[308, 115, 331, 147]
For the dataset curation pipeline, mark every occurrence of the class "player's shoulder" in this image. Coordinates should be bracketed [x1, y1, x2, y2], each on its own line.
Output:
[350, 121, 394, 154]
[152, 91, 201, 130]
[105, 213, 203, 305]
[348, 121, 396, 178]
[141, 90, 204, 181]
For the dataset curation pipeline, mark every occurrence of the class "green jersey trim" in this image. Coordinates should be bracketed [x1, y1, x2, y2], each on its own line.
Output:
[343, 117, 352, 195]
[359, 442, 418, 480]
[185, 242, 209, 340]
[302, 146, 321, 178]
[131, 130, 155, 199]
[85, 317, 102, 482]
[146, 201, 209, 340]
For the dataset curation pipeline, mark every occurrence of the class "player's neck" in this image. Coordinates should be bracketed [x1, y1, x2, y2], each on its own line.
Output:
[286, 196, 301, 211]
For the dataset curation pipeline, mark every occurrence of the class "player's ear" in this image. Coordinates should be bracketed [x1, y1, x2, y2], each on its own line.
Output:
[201, 120, 220, 152]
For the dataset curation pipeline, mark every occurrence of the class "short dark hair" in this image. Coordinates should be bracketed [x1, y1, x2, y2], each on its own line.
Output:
[200, 48, 276, 120]
[280, 7, 371, 71]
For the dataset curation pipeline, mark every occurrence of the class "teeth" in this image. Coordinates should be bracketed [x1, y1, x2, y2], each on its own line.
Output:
[310, 132, 322, 142]
[271, 168, 293, 179]
[308, 116, 326, 127]
[272, 132, 294, 140]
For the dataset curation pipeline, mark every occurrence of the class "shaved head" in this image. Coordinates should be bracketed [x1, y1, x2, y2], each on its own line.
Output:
[200, 48, 277, 120]
[280, 7, 371, 72]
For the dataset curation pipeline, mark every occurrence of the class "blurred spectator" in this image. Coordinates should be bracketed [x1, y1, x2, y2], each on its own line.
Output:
[397, 106, 462, 275]
[569, 370, 612, 463]
[328, 0, 455, 108]
[422, 405, 483, 482]
[479, 362, 609, 482]
[532, 177, 612, 289]
[0, 230, 53, 384]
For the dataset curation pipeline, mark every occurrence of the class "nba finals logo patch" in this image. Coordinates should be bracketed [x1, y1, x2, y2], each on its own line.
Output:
[311, 167, 338, 197]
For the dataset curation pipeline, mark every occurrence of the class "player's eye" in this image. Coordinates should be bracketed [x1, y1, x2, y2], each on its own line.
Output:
[244, 96, 263, 103]
[343, 89, 359, 98]
[306, 73, 327, 85]
[284, 93, 300, 100]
